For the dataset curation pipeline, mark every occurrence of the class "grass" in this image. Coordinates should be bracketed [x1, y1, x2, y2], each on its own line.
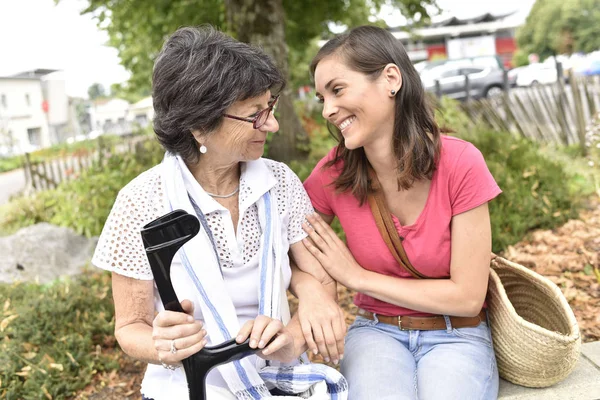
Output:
[0, 269, 119, 400]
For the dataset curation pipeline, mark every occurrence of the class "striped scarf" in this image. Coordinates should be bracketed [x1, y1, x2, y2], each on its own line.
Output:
[160, 153, 348, 400]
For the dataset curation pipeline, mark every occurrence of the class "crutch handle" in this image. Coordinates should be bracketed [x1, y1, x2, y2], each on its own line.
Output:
[141, 210, 270, 400]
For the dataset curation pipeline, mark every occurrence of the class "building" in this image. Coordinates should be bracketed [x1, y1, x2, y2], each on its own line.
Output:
[390, 6, 533, 68]
[87, 96, 153, 137]
[128, 96, 154, 128]
[0, 69, 69, 155]
[88, 98, 131, 136]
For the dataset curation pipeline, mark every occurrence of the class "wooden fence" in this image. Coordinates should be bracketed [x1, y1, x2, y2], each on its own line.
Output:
[460, 74, 600, 154]
[23, 135, 150, 192]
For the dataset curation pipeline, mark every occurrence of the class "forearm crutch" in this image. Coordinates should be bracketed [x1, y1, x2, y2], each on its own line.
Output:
[141, 210, 263, 400]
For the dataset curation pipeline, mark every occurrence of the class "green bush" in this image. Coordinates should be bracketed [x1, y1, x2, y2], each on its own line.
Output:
[464, 129, 579, 251]
[0, 156, 23, 174]
[48, 139, 164, 237]
[0, 270, 118, 400]
[1, 139, 164, 237]
[0, 192, 57, 236]
[434, 95, 474, 133]
[584, 111, 600, 195]
[0, 133, 142, 174]
[288, 100, 337, 182]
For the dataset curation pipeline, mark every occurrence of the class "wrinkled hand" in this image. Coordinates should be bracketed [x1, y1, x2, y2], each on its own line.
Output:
[297, 281, 346, 364]
[236, 315, 296, 363]
[302, 213, 365, 290]
[152, 299, 207, 366]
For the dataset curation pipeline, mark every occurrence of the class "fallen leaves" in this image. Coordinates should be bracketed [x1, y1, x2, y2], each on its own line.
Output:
[71, 350, 146, 400]
[1, 314, 18, 332]
[503, 198, 600, 342]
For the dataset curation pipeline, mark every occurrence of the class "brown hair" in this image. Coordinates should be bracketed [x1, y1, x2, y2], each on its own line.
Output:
[310, 25, 441, 205]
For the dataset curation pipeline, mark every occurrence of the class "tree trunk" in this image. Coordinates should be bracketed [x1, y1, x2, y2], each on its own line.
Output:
[224, 0, 309, 163]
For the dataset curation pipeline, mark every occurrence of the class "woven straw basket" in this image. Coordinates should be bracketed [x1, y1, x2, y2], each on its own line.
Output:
[487, 256, 581, 388]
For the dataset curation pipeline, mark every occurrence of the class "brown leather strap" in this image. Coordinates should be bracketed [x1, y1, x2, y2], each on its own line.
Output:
[357, 308, 486, 331]
[367, 168, 429, 279]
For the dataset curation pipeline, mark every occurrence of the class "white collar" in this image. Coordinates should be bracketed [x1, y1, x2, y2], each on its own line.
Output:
[239, 158, 278, 212]
[175, 156, 277, 215]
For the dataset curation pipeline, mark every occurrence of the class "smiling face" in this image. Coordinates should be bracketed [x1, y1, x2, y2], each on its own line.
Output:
[314, 55, 398, 150]
[193, 91, 278, 163]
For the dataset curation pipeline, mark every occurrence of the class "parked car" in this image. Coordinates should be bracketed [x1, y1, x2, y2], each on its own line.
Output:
[507, 66, 527, 87]
[414, 55, 505, 74]
[414, 59, 448, 74]
[575, 58, 600, 76]
[421, 62, 506, 100]
[515, 63, 559, 86]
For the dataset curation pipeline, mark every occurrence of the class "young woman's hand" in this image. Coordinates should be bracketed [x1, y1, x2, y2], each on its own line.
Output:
[296, 280, 346, 364]
[236, 315, 296, 363]
[151, 299, 207, 366]
[302, 213, 366, 291]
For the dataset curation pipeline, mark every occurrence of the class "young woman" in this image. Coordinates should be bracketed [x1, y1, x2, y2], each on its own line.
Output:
[301, 25, 501, 400]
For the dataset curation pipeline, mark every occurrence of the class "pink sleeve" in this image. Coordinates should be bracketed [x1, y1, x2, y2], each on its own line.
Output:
[450, 143, 502, 216]
[303, 152, 336, 216]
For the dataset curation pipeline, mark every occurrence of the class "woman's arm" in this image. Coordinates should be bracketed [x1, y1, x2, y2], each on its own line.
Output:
[289, 211, 335, 286]
[112, 272, 206, 366]
[303, 203, 492, 317]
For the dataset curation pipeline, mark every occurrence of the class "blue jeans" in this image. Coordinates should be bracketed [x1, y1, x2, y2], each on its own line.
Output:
[341, 314, 499, 400]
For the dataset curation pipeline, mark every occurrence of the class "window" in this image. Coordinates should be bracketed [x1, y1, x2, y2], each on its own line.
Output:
[27, 127, 42, 146]
[440, 69, 461, 78]
[25, 94, 31, 106]
[135, 114, 148, 125]
[461, 68, 484, 75]
[1, 94, 6, 108]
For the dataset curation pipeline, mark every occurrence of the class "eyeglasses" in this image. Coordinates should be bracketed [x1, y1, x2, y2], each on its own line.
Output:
[223, 95, 279, 129]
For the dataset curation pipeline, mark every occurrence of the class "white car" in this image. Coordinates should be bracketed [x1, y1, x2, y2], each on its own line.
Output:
[515, 63, 559, 86]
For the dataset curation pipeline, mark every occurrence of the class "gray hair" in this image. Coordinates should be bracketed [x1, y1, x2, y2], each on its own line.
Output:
[152, 25, 285, 164]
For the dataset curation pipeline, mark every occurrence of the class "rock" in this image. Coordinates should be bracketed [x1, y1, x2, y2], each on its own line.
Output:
[0, 223, 98, 284]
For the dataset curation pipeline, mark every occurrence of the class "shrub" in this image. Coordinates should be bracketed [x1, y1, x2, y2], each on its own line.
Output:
[0, 191, 57, 236]
[1, 139, 164, 237]
[439, 98, 583, 250]
[48, 139, 164, 237]
[0, 156, 23, 174]
[0, 270, 118, 400]
[0, 135, 127, 174]
[585, 111, 600, 195]
[463, 129, 579, 251]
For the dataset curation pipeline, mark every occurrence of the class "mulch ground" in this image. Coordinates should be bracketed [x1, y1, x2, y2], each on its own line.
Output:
[72, 199, 600, 399]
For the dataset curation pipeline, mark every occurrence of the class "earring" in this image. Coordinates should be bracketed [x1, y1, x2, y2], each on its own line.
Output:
[391, 89, 396, 96]
[199, 144, 207, 154]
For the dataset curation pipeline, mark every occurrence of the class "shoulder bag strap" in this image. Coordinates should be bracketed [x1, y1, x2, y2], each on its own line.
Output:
[367, 168, 429, 279]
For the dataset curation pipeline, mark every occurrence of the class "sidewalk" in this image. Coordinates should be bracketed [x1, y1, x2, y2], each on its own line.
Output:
[499, 341, 600, 399]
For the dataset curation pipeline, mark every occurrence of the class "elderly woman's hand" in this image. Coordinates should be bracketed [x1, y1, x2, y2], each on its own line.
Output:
[152, 299, 207, 366]
[236, 315, 296, 363]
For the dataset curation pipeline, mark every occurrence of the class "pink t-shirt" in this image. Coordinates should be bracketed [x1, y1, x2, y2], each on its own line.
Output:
[304, 135, 502, 316]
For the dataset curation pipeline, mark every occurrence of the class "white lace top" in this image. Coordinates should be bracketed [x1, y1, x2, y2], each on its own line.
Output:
[92, 157, 315, 396]
[92, 158, 314, 279]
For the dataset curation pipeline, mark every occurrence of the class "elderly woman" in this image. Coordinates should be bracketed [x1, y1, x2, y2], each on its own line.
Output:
[92, 26, 347, 400]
